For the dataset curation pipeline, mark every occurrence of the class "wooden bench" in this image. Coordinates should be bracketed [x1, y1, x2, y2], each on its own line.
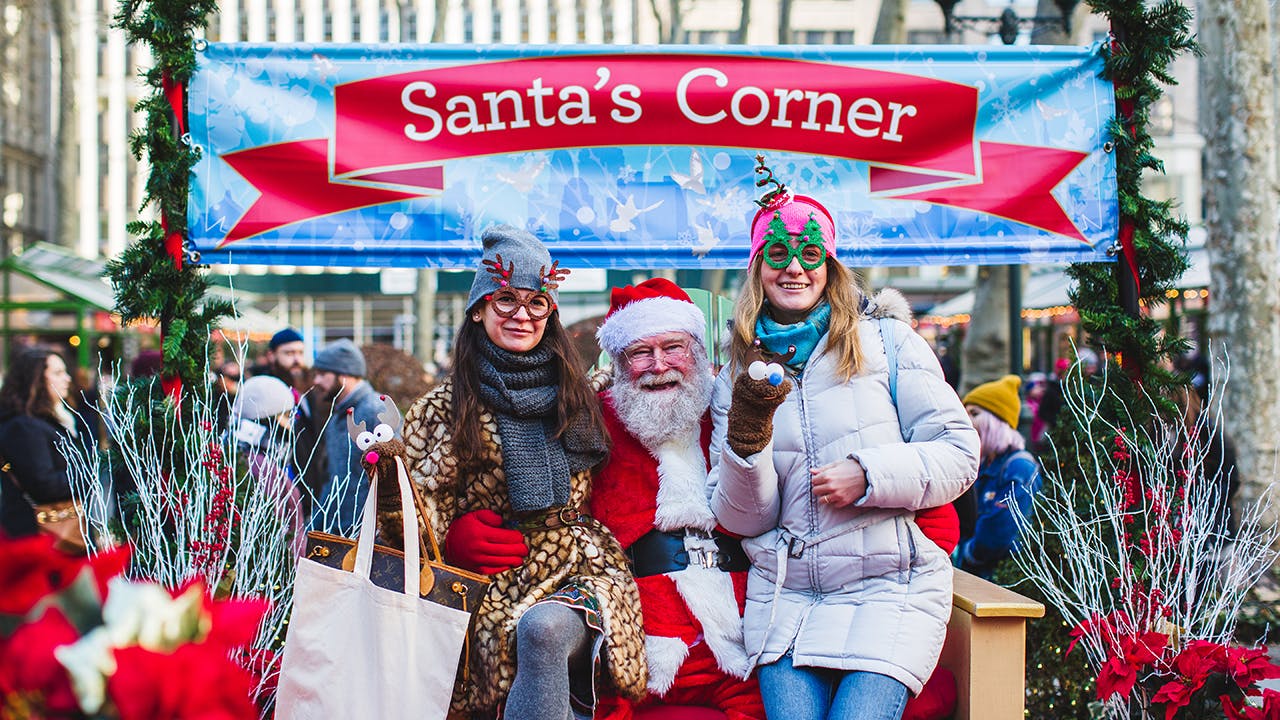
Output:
[940, 570, 1045, 720]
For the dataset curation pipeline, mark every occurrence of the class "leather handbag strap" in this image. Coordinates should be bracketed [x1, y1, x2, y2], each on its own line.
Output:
[398, 457, 445, 565]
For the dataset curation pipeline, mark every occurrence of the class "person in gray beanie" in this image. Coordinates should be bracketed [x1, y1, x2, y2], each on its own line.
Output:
[229, 375, 307, 554]
[310, 338, 385, 534]
[376, 224, 645, 720]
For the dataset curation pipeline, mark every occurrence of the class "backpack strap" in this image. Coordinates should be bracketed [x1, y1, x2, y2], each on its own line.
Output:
[879, 317, 898, 405]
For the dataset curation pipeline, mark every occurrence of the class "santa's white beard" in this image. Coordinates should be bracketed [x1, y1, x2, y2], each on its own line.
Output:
[612, 358, 713, 451]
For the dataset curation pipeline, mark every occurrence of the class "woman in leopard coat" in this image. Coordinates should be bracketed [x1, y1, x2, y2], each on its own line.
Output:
[380, 225, 646, 719]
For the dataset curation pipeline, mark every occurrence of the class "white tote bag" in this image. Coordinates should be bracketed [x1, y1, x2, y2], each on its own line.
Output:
[275, 462, 471, 720]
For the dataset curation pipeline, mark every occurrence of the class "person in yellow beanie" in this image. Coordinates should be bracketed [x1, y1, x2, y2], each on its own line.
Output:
[953, 375, 1043, 579]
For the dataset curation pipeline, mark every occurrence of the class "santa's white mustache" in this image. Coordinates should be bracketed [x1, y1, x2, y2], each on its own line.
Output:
[636, 369, 685, 388]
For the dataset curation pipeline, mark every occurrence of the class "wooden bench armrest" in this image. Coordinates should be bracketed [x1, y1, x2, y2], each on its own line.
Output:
[941, 570, 1045, 720]
[952, 569, 1045, 618]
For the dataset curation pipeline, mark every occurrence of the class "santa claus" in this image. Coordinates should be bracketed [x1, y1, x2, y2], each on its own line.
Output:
[590, 278, 763, 720]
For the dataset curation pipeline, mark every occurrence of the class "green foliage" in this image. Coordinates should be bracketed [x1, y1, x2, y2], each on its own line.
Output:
[106, 0, 230, 389]
[1010, 1, 1197, 716]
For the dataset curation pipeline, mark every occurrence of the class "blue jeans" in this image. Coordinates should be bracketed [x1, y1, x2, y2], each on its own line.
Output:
[757, 653, 909, 720]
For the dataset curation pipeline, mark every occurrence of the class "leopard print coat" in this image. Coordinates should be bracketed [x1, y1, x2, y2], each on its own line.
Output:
[380, 378, 647, 716]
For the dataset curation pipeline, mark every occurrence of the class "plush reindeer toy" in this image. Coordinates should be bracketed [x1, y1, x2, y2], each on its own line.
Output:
[342, 395, 490, 609]
[345, 396, 412, 514]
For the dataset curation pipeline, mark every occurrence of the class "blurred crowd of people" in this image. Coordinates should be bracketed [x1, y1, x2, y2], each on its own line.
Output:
[0, 331, 441, 546]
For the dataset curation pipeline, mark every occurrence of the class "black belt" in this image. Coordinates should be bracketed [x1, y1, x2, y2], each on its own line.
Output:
[625, 528, 750, 577]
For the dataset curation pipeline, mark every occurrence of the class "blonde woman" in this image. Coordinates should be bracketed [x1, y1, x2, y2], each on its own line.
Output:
[708, 164, 980, 720]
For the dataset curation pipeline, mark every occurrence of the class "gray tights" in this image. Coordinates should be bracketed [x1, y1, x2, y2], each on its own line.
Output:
[502, 601, 593, 720]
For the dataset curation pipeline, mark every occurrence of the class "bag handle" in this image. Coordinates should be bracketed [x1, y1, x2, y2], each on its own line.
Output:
[355, 460, 421, 596]
[400, 461, 446, 565]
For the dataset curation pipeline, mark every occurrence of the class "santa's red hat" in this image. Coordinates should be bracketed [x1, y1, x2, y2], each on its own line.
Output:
[596, 278, 706, 357]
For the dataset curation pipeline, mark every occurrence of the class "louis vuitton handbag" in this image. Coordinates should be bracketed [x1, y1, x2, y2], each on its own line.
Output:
[275, 456, 488, 720]
[0, 455, 87, 554]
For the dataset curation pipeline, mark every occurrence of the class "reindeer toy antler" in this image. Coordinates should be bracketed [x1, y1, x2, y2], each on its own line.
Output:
[347, 395, 409, 511]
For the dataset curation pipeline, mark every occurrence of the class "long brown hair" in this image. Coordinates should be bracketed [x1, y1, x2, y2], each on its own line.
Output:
[0, 347, 64, 421]
[727, 256, 867, 382]
[449, 308, 607, 474]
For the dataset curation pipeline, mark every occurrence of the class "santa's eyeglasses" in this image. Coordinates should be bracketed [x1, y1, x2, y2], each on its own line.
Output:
[623, 340, 693, 371]
[485, 288, 556, 320]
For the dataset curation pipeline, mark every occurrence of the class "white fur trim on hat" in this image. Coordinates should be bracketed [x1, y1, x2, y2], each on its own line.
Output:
[596, 296, 706, 356]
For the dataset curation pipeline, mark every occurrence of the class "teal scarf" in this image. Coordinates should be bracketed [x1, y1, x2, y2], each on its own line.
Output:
[755, 303, 832, 374]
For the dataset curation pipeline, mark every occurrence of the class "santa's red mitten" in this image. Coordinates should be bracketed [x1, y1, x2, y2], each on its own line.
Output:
[914, 504, 960, 555]
[443, 509, 528, 575]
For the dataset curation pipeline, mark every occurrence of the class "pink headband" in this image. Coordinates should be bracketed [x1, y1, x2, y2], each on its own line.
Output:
[748, 194, 837, 264]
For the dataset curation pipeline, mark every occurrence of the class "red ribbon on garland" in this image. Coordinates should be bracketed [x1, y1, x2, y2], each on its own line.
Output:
[158, 72, 186, 402]
[1110, 27, 1143, 378]
[1110, 31, 1142, 300]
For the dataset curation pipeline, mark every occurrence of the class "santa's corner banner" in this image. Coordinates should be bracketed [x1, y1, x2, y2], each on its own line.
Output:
[188, 43, 1119, 269]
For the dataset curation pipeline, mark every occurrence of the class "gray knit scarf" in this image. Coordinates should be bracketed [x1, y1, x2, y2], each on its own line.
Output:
[476, 340, 607, 513]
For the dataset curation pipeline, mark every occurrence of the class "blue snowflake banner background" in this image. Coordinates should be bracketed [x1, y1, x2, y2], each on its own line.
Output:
[188, 43, 1118, 268]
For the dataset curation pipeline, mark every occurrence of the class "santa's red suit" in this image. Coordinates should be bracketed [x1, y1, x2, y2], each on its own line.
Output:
[591, 392, 765, 720]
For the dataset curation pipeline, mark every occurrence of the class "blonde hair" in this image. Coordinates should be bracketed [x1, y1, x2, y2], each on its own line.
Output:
[728, 256, 866, 382]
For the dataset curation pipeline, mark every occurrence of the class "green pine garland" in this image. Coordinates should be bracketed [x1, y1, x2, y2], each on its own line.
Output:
[1004, 1, 1198, 717]
[107, 0, 231, 389]
[1067, 0, 1195, 384]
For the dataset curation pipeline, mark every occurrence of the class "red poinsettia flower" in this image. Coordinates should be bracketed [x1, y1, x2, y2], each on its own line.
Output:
[1097, 655, 1140, 701]
[1153, 677, 1200, 720]
[108, 642, 260, 720]
[1069, 611, 1127, 656]
[0, 606, 82, 716]
[0, 535, 130, 616]
[1093, 630, 1168, 702]
[241, 647, 279, 706]
[1123, 631, 1169, 667]
[1223, 688, 1280, 720]
[201, 595, 271, 650]
[1172, 640, 1225, 681]
[1224, 645, 1280, 688]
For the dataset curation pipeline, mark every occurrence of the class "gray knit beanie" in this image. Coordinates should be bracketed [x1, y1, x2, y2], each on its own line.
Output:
[313, 338, 367, 377]
[233, 376, 296, 421]
[465, 225, 567, 312]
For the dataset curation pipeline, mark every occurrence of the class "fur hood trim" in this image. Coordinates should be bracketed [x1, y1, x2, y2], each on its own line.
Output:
[864, 288, 912, 323]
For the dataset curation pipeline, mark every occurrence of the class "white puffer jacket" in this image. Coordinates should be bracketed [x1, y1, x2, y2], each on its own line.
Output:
[708, 293, 979, 694]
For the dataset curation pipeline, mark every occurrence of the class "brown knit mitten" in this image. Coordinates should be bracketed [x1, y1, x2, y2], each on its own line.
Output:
[726, 372, 792, 457]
